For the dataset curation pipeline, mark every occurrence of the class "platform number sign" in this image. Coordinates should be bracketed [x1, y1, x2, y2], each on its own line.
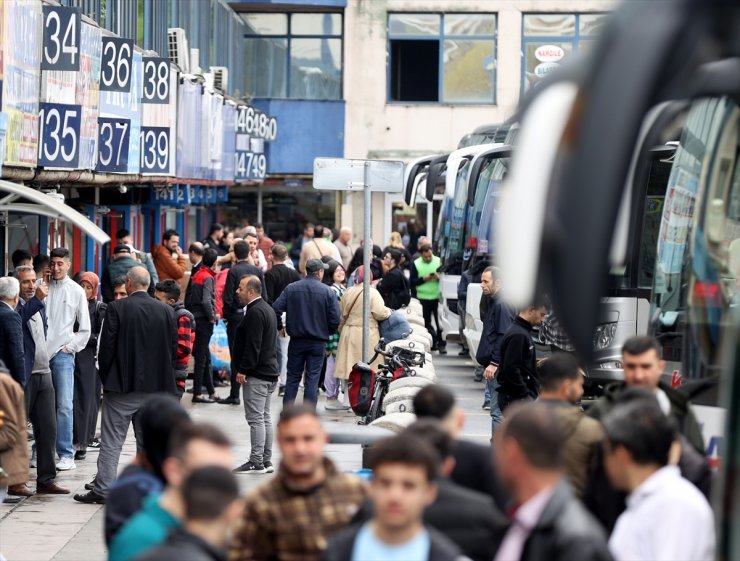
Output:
[139, 127, 170, 173]
[235, 151, 267, 181]
[41, 6, 81, 71]
[100, 37, 134, 92]
[142, 57, 170, 104]
[236, 106, 278, 141]
[37, 103, 82, 168]
[96, 117, 131, 172]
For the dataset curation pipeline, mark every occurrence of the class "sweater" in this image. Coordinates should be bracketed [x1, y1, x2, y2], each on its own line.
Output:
[233, 298, 278, 381]
[496, 316, 539, 410]
[46, 276, 91, 359]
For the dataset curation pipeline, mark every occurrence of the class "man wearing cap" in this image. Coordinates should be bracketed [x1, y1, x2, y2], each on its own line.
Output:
[102, 245, 147, 303]
[272, 259, 340, 407]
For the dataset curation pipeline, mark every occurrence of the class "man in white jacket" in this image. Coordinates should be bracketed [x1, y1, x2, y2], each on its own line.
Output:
[47, 248, 90, 471]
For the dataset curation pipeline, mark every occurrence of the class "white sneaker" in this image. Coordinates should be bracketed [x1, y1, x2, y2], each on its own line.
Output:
[56, 457, 76, 471]
[30, 449, 37, 468]
[325, 398, 350, 411]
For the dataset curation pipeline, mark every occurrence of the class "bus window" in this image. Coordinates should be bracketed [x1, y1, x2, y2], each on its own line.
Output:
[637, 159, 673, 288]
[685, 101, 739, 379]
[651, 98, 733, 371]
[443, 159, 472, 273]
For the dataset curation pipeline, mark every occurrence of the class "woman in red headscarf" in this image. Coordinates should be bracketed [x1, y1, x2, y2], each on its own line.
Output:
[73, 272, 107, 460]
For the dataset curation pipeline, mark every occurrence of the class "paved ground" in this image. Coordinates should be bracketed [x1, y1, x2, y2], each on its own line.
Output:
[0, 342, 488, 561]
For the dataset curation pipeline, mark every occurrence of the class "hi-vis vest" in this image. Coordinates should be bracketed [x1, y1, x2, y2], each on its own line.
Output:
[414, 255, 441, 301]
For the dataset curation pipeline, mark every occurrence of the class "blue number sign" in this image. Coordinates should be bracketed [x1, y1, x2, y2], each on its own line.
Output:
[97, 117, 131, 172]
[37, 102, 82, 168]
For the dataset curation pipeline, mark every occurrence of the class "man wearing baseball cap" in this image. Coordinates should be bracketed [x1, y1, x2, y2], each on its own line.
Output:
[272, 259, 340, 407]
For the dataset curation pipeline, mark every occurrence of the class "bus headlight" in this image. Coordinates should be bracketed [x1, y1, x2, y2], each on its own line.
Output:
[593, 323, 618, 351]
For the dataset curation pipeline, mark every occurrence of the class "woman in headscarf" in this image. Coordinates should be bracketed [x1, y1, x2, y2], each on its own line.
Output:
[73, 272, 107, 460]
[333, 267, 391, 406]
[322, 260, 348, 410]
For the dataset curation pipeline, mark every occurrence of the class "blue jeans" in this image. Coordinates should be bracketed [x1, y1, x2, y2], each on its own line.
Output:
[487, 378, 504, 436]
[50, 351, 75, 460]
[284, 339, 325, 406]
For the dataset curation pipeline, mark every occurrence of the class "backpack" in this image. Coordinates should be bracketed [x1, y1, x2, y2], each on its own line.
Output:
[378, 310, 411, 342]
[348, 362, 375, 416]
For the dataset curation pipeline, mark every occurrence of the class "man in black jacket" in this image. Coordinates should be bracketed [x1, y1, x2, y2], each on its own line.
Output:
[74, 266, 178, 504]
[413, 384, 509, 510]
[404, 420, 506, 561]
[232, 276, 278, 474]
[264, 244, 301, 397]
[377, 248, 410, 310]
[496, 297, 548, 426]
[220, 240, 266, 405]
[323, 434, 467, 561]
[477, 266, 516, 422]
[272, 259, 340, 407]
[0, 277, 26, 387]
[492, 403, 612, 561]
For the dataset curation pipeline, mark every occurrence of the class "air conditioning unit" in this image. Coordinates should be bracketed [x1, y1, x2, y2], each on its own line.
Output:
[211, 67, 228, 93]
[167, 28, 190, 73]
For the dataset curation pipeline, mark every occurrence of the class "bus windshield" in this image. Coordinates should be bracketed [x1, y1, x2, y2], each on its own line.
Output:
[442, 159, 473, 273]
[465, 156, 509, 270]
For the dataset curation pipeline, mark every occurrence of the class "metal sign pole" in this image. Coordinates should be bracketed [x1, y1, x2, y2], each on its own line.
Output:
[362, 162, 371, 363]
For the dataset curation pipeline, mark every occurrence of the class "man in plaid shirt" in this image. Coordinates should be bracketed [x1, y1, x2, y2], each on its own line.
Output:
[229, 404, 367, 561]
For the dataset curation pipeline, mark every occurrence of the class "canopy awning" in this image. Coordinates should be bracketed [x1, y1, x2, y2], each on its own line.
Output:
[0, 180, 110, 245]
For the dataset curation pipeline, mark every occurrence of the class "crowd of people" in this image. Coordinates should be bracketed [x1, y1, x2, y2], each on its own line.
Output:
[0, 220, 717, 561]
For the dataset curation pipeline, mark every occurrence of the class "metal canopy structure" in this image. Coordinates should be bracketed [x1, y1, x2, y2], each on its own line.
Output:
[0, 180, 111, 245]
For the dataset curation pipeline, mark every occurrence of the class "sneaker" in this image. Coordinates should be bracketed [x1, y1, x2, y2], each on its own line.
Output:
[56, 457, 76, 471]
[325, 399, 350, 411]
[264, 461, 275, 474]
[458, 349, 470, 357]
[87, 439, 101, 452]
[84, 477, 96, 491]
[216, 396, 240, 405]
[278, 385, 285, 397]
[192, 395, 216, 403]
[30, 449, 37, 468]
[233, 461, 267, 474]
[482, 400, 491, 410]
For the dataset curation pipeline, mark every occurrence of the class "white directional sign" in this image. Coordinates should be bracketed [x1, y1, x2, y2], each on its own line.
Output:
[313, 158, 405, 192]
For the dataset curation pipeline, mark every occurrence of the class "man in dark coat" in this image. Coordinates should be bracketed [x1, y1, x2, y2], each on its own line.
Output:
[0, 277, 25, 387]
[74, 266, 177, 504]
[220, 240, 266, 406]
[232, 275, 278, 474]
[492, 403, 612, 561]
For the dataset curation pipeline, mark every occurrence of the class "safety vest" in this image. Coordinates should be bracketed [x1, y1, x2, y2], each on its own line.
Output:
[414, 255, 441, 301]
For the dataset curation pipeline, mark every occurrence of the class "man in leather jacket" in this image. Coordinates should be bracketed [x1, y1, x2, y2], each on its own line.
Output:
[492, 403, 612, 561]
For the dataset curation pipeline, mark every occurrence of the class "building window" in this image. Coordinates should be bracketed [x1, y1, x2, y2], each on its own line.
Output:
[388, 13, 497, 104]
[522, 13, 607, 94]
[242, 12, 343, 100]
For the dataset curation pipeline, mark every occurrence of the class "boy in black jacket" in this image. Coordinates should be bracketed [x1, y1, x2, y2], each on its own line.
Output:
[495, 297, 548, 429]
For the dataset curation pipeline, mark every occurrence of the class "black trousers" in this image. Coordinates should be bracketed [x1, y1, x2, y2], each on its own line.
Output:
[73, 347, 99, 449]
[193, 320, 215, 397]
[420, 298, 444, 347]
[227, 314, 242, 399]
[27, 372, 57, 485]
